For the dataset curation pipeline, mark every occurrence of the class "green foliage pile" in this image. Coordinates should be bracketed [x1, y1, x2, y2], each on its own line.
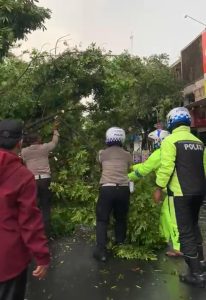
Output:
[50, 149, 98, 237]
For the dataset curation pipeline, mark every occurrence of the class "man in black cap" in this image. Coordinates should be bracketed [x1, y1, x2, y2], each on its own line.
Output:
[0, 119, 50, 300]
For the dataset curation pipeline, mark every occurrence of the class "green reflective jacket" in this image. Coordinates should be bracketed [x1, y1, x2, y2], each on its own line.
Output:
[156, 126, 206, 196]
[128, 149, 160, 181]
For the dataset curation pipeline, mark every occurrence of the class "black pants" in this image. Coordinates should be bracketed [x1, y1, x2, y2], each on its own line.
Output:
[174, 195, 204, 257]
[0, 269, 27, 300]
[36, 178, 52, 236]
[96, 186, 130, 249]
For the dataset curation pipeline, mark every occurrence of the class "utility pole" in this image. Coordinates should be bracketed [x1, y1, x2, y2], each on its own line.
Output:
[130, 32, 134, 55]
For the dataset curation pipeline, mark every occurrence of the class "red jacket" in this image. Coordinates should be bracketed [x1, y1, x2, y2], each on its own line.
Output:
[0, 149, 50, 282]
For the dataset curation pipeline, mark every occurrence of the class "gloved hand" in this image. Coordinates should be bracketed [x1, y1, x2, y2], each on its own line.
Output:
[128, 171, 138, 182]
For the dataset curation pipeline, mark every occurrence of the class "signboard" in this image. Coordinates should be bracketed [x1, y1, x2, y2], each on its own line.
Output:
[202, 31, 206, 74]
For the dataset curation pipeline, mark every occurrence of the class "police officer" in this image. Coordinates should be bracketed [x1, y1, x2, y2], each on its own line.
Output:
[93, 127, 133, 262]
[128, 129, 181, 256]
[154, 107, 206, 287]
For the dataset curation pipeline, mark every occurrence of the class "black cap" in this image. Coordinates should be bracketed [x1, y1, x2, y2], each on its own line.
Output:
[0, 119, 23, 139]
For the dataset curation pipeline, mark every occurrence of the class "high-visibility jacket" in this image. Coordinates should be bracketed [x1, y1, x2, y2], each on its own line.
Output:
[128, 149, 160, 181]
[156, 126, 206, 196]
[128, 147, 180, 250]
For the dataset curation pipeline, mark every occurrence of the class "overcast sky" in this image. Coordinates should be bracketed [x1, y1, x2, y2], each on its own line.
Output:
[17, 0, 206, 62]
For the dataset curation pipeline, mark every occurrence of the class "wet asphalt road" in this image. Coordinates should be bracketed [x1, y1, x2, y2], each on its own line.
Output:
[26, 205, 206, 300]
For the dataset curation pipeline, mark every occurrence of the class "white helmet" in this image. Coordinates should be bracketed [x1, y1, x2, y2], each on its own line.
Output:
[167, 107, 191, 131]
[148, 129, 170, 149]
[106, 127, 126, 145]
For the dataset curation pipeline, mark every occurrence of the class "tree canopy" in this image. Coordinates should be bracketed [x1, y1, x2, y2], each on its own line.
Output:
[0, 14, 183, 257]
[0, 0, 51, 59]
[0, 47, 183, 137]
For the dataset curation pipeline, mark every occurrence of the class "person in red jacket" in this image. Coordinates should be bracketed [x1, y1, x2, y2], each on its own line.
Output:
[0, 119, 50, 300]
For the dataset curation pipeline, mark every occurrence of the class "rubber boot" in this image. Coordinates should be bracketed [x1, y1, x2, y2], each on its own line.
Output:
[197, 245, 206, 272]
[93, 247, 107, 262]
[179, 257, 206, 288]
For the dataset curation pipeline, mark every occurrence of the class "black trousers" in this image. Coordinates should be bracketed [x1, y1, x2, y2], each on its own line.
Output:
[174, 195, 204, 257]
[0, 269, 27, 300]
[96, 186, 130, 249]
[36, 178, 52, 236]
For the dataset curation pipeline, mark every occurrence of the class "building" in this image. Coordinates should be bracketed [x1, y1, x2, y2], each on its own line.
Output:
[172, 30, 206, 141]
